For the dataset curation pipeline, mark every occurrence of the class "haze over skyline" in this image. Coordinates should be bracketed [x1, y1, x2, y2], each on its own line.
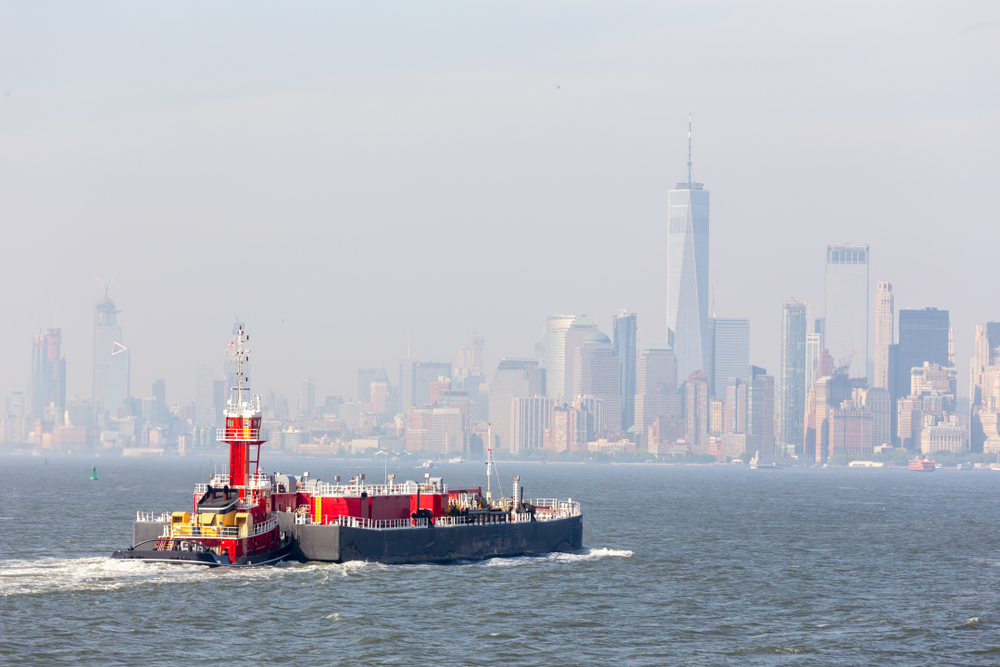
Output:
[1, 2, 998, 405]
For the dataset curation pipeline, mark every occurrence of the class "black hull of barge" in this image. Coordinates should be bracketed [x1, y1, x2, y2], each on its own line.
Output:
[275, 512, 583, 564]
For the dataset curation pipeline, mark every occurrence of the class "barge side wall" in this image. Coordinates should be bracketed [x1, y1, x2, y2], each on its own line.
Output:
[276, 513, 582, 564]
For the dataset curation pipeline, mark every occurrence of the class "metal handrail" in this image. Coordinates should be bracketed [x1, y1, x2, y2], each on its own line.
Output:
[169, 515, 279, 540]
[312, 481, 449, 498]
[216, 427, 268, 442]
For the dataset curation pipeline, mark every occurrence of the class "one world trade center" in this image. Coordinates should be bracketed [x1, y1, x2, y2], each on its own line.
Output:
[666, 116, 710, 385]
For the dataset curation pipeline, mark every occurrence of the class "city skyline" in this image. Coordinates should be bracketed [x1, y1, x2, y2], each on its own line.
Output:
[1, 4, 997, 412]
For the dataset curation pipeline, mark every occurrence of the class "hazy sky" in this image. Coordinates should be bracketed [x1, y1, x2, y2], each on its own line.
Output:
[1, 1, 998, 407]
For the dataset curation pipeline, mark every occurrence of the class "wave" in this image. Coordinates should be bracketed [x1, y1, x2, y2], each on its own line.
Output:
[0, 546, 633, 595]
[0, 557, 205, 596]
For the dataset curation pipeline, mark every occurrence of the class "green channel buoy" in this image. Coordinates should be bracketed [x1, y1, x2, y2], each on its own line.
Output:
[90, 467, 98, 481]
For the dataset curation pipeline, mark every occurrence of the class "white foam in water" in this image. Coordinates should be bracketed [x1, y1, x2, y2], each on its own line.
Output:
[0, 557, 204, 596]
[479, 547, 633, 567]
[0, 547, 632, 594]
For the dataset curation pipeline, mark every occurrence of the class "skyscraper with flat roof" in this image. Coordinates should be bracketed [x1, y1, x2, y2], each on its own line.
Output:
[489, 358, 543, 453]
[574, 331, 621, 433]
[31, 328, 66, 424]
[667, 117, 710, 384]
[562, 315, 598, 402]
[544, 315, 576, 401]
[613, 310, 638, 432]
[824, 244, 869, 378]
[707, 318, 750, 402]
[684, 370, 710, 454]
[747, 366, 775, 458]
[634, 344, 680, 449]
[874, 282, 894, 390]
[895, 308, 950, 398]
[358, 368, 389, 402]
[299, 378, 316, 417]
[780, 299, 807, 456]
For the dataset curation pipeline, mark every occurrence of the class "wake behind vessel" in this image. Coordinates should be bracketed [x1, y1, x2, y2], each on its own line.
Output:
[114, 327, 583, 567]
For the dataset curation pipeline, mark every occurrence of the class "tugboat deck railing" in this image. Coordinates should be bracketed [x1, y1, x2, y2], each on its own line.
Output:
[194, 473, 271, 496]
[216, 427, 268, 442]
[168, 515, 280, 540]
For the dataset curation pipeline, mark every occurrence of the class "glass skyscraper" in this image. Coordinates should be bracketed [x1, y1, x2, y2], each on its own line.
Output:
[613, 310, 638, 432]
[544, 315, 576, 402]
[666, 122, 710, 384]
[93, 292, 129, 426]
[780, 299, 807, 455]
[707, 318, 749, 402]
[895, 308, 950, 396]
[824, 244, 869, 378]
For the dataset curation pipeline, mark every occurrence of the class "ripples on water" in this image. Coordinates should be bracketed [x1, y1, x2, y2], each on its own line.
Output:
[2, 456, 1000, 665]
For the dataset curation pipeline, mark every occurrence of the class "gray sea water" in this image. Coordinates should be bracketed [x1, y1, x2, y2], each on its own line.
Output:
[2, 455, 1000, 666]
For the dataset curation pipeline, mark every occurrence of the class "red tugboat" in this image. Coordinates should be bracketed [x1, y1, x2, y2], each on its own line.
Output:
[111, 327, 291, 567]
[115, 328, 583, 566]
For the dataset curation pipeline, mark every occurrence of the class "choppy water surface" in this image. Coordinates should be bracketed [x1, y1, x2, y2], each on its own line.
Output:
[2, 456, 1000, 665]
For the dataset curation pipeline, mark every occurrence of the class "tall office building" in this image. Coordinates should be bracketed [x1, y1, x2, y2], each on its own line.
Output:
[31, 328, 66, 424]
[399, 361, 453, 409]
[511, 396, 554, 453]
[458, 334, 485, 377]
[634, 344, 680, 449]
[747, 366, 775, 458]
[970, 322, 1000, 452]
[824, 244, 869, 378]
[544, 315, 576, 401]
[574, 331, 622, 433]
[894, 308, 950, 421]
[667, 117, 710, 384]
[780, 299, 807, 456]
[358, 368, 389, 402]
[562, 315, 598, 402]
[489, 358, 543, 453]
[613, 310, 638, 432]
[299, 378, 316, 417]
[93, 291, 129, 426]
[684, 370, 710, 454]
[863, 387, 892, 448]
[874, 282, 894, 390]
[707, 318, 750, 401]
[194, 366, 215, 426]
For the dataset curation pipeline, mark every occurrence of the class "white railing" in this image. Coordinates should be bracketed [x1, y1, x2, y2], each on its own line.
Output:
[169, 515, 279, 540]
[136, 511, 171, 523]
[529, 499, 581, 520]
[216, 427, 268, 442]
[319, 516, 430, 529]
[194, 474, 270, 495]
[312, 481, 449, 498]
[248, 473, 272, 490]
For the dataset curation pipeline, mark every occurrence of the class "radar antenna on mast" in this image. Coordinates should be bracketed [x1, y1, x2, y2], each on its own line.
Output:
[227, 326, 253, 406]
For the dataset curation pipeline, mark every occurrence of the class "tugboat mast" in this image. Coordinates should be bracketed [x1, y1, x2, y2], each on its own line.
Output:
[223, 327, 265, 496]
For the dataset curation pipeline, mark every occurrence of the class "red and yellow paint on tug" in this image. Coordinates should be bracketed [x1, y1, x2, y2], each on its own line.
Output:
[111, 326, 291, 567]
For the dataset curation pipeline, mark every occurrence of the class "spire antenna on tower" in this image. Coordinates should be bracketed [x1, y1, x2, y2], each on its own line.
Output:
[687, 112, 693, 186]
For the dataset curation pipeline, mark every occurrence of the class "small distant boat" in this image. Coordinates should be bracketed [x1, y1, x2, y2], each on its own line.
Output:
[448, 457, 463, 464]
[908, 458, 936, 472]
[417, 461, 433, 469]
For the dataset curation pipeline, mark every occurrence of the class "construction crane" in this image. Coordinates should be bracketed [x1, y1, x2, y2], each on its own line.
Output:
[837, 347, 859, 375]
